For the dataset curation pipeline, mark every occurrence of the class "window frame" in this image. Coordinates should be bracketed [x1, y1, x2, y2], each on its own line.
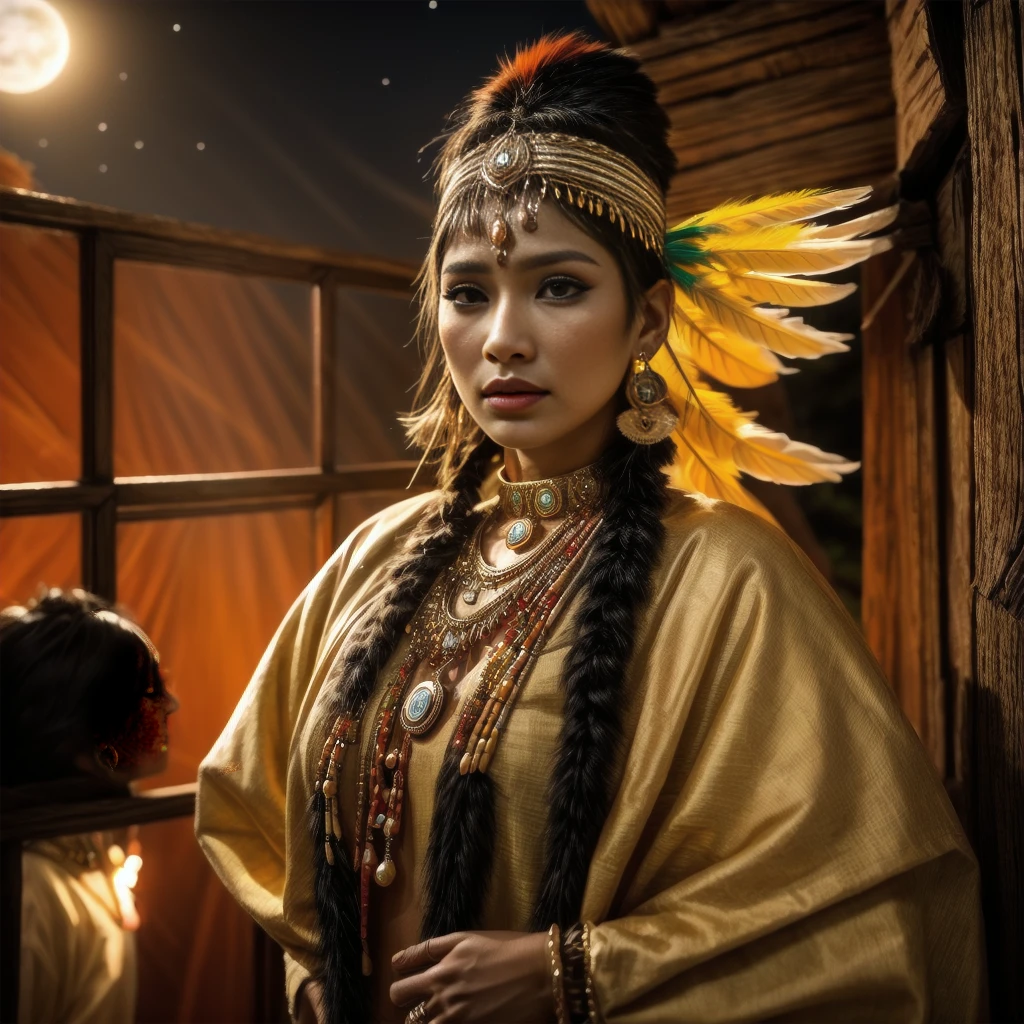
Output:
[0, 186, 427, 596]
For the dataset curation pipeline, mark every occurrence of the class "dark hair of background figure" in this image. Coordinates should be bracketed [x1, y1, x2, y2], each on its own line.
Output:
[0, 588, 165, 786]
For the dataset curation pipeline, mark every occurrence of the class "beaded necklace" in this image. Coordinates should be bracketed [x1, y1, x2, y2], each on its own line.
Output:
[314, 468, 603, 976]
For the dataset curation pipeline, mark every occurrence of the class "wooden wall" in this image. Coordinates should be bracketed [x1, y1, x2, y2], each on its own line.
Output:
[590, 0, 1023, 1016]
[964, 2, 1024, 1017]
[588, 0, 895, 217]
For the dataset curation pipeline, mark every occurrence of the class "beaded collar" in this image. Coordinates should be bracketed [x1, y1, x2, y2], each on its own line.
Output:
[497, 464, 600, 550]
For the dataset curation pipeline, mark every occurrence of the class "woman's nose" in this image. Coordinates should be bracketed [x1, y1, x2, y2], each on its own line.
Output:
[480, 296, 536, 364]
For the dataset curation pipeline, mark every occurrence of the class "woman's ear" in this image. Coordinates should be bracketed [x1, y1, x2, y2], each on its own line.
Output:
[635, 278, 674, 359]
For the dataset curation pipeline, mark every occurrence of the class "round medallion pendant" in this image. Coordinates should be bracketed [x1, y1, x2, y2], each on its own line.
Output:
[505, 517, 534, 550]
[400, 679, 445, 736]
[533, 485, 562, 518]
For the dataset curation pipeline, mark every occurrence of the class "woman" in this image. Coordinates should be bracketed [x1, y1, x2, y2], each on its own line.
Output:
[197, 35, 982, 1023]
[2, 587, 179, 1023]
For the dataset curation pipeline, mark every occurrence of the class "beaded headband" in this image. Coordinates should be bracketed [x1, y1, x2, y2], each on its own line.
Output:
[436, 129, 666, 263]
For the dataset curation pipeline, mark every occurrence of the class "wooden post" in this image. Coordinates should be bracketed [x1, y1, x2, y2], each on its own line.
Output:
[80, 229, 116, 600]
[860, 247, 945, 770]
[964, 1, 1024, 1017]
[1, 839, 22, 1024]
[314, 272, 339, 565]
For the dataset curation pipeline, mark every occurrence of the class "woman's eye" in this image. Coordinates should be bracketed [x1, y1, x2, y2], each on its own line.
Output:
[443, 284, 487, 306]
[539, 277, 587, 300]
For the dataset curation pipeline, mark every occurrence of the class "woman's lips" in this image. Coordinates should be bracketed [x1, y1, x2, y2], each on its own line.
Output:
[483, 392, 547, 412]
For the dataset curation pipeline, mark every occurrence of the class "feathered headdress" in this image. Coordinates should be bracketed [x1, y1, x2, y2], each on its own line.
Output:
[656, 188, 895, 518]
[416, 34, 895, 516]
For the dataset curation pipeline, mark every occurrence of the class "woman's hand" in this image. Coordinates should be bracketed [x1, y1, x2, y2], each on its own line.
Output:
[390, 930, 553, 1023]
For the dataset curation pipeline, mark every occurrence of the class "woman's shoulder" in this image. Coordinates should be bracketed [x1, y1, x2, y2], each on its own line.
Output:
[660, 487, 811, 581]
[325, 489, 442, 572]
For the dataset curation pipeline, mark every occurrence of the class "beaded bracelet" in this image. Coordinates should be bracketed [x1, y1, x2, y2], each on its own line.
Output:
[546, 923, 568, 1024]
[560, 923, 597, 1023]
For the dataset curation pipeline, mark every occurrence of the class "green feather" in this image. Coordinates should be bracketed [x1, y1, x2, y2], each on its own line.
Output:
[664, 223, 718, 294]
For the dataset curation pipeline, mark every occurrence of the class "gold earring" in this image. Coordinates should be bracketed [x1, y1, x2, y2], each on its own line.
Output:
[616, 352, 678, 444]
[97, 743, 120, 771]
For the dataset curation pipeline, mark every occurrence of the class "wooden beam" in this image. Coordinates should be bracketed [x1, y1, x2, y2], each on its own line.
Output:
[666, 119, 895, 219]
[632, 0, 894, 216]
[638, 2, 885, 93]
[0, 464, 428, 518]
[665, 55, 894, 171]
[114, 464, 422, 506]
[314, 273, 339, 556]
[885, 0, 965, 179]
[80, 229, 116, 600]
[0, 481, 111, 515]
[116, 495, 321, 523]
[964, 1, 1024, 1017]
[108, 233, 412, 293]
[0, 783, 197, 842]
[585, 0, 661, 44]
[966, 0, 1024, 621]
[314, 275, 339, 474]
[861, 248, 944, 771]
[0, 188, 417, 292]
[935, 153, 973, 821]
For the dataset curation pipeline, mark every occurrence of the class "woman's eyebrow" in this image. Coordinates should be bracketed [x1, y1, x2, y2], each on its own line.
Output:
[517, 249, 601, 270]
[442, 258, 490, 276]
[442, 249, 600, 276]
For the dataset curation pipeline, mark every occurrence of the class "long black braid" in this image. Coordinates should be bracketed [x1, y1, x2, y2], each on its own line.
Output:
[418, 435, 674, 940]
[531, 434, 673, 930]
[312, 439, 497, 1024]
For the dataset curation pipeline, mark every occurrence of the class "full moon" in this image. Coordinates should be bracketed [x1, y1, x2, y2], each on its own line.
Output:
[0, 0, 70, 94]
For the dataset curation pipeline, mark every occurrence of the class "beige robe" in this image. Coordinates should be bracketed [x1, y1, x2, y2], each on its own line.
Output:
[19, 844, 137, 1024]
[196, 489, 982, 1022]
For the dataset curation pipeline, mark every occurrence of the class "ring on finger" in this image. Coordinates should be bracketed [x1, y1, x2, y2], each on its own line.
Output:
[405, 1001, 430, 1024]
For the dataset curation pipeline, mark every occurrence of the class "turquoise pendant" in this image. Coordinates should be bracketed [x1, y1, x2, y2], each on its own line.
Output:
[534, 486, 562, 518]
[400, 679, 445, 736]
[505, 517, 534, 550]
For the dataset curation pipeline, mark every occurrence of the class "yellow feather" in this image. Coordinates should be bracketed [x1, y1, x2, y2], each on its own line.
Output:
[668, 436, 777, 522]
[656, 356, 859, 488]
[723, 272, 857, 308]
[802, 204, 898, 241]
[716, 235, 891, 276]
[702, 223, 805, 252]
[690, 284, 851, 359]
[732, 422, 861, 483]
[676, 186, 872, 233]
[671, 296, 786, 387]
[660, 184, 883, 513]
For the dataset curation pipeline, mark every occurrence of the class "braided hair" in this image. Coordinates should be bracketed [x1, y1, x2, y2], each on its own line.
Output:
[314, 439, 497, 1023]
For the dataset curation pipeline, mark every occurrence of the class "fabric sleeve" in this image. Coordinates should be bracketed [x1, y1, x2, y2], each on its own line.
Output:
[19, 856, 65, 1024]
[582, 503, 982, 1023]
[194, 502, 414, 996]
[284, 950, 311, 1021]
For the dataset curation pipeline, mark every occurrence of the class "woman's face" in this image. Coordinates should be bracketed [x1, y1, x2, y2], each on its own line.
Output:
[110, 661, 179, 781]
[438, 201, 672, 478]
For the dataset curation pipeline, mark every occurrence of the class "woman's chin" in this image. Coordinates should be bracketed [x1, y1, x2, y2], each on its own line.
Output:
[479, 417, 574, 454]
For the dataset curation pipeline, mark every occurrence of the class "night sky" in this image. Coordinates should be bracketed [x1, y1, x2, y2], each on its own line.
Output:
[0, 0, 601, 261]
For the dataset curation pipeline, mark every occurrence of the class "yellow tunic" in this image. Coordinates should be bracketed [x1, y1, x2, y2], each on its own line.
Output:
[196, 489, 982, 1022]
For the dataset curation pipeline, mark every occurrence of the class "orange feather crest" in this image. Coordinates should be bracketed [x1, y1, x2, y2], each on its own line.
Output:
[475, 32, 607, 100]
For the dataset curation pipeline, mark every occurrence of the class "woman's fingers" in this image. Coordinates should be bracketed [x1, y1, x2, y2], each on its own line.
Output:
[392, 931, 469, 975]
[390, 962, 442, 1008]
